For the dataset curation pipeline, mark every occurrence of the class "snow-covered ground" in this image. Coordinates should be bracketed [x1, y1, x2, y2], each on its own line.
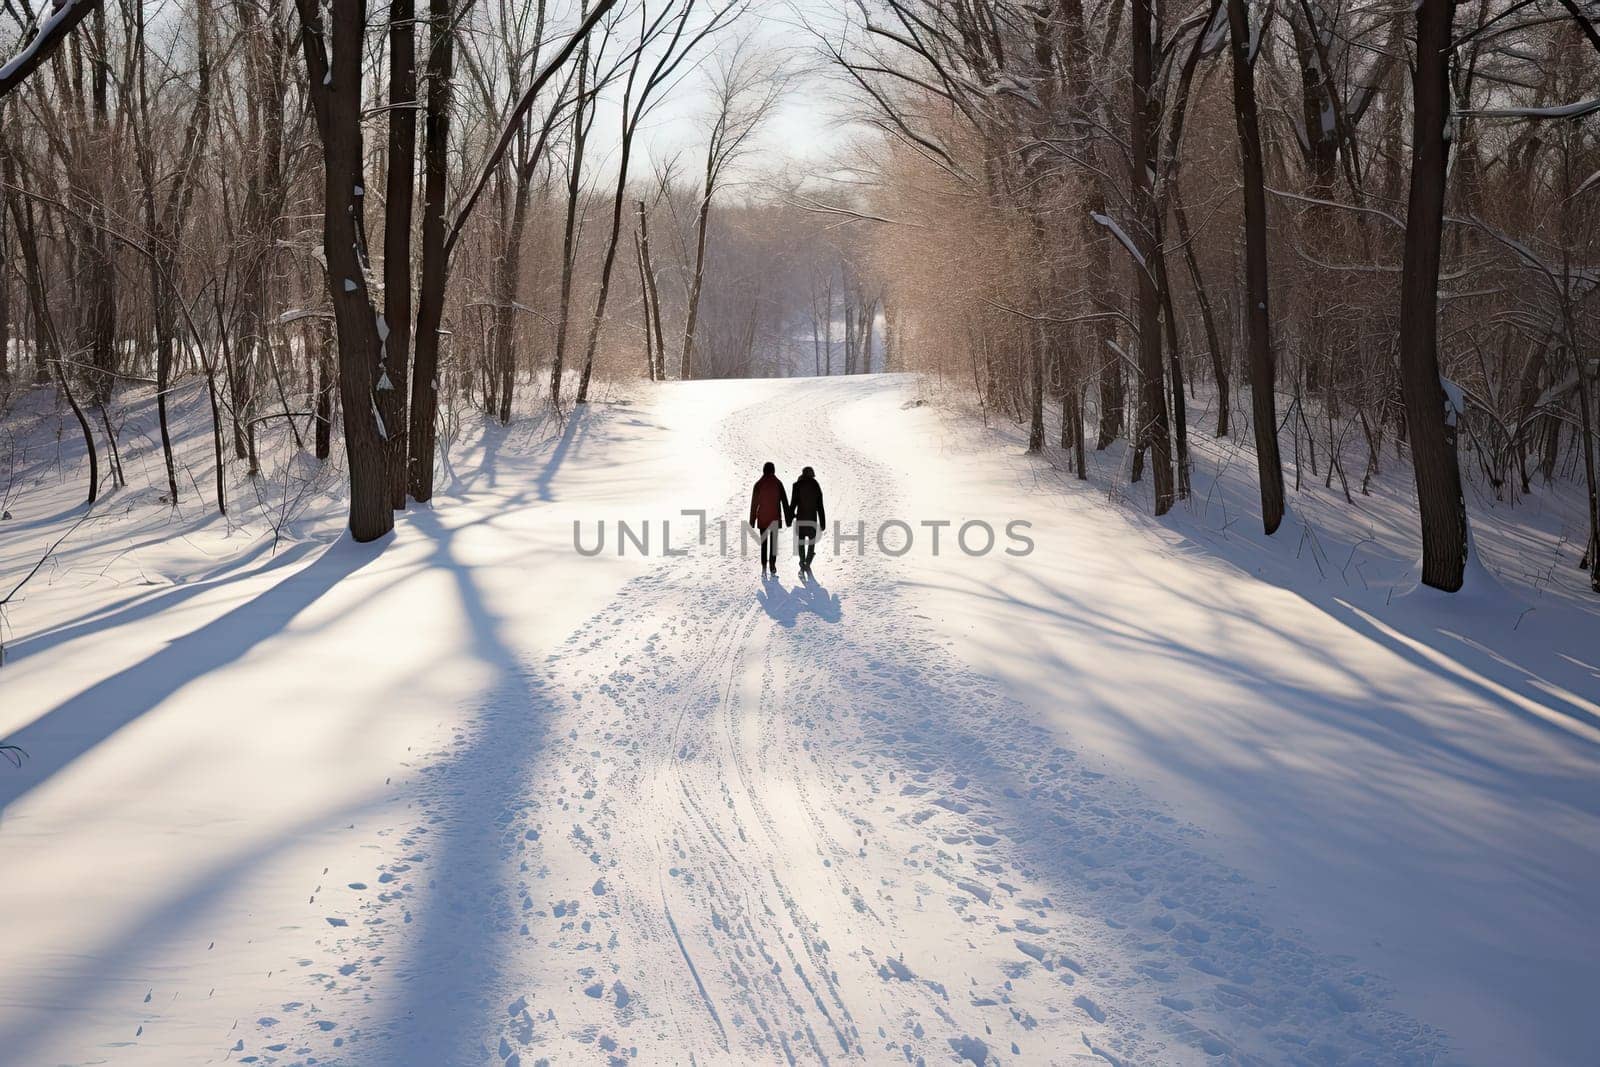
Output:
[1, 375, 1596, 1066]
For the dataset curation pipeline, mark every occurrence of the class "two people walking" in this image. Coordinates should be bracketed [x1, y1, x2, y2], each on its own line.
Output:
[749, 462, 827, 578]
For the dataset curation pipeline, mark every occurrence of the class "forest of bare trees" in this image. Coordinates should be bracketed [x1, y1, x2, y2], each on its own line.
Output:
[1, 0, 1597, 594]
[820, 0, 1600, 593]
[0, 1, 847, 536]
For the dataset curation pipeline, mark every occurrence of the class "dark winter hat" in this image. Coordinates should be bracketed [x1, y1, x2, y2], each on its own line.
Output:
[802, 466, 814, 478]
[763, 462, 775, 475]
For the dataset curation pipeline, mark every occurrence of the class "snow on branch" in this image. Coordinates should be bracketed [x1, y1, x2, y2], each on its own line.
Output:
[1440, 377, 1466, 428]
[988, 73, 1042, 109]
[1457, 97, 1600, 121]
[0, 0, 99, 101]
[1090, 211, 1147, 269]
[277, 306, 334, 325]
[786, 193, 916, 229]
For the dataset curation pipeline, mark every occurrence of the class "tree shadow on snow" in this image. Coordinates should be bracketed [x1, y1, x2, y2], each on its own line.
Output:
[808, 574, 1459, 1062]
[890, 563, 1600, 1061]
[0, 536, 379, 816]
[534, 409, 592, 503]
[1, 502, 566, 1063]
[0, 790, 393, 1064]
[5, 536, 321, 665]
[359, 506, 561, 1063]
[1313, 593, 1600, 750]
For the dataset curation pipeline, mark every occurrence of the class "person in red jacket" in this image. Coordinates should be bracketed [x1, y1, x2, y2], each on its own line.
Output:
[749, 461, 790, 577]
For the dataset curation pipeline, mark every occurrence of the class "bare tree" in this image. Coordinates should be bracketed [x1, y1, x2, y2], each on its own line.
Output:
[574, 0, 740, 405]
[1397, 0, 1469, 590]
[678, 39, 784, 380]
[296, 0, 393, 540]
[1225, 0, 1286, 534]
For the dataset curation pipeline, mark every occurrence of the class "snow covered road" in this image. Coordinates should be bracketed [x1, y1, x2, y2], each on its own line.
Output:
[473, 380, 1441, 1066]
[3, 376, 1596, 1065]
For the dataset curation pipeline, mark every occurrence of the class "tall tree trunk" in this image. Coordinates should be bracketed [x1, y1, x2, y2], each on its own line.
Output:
[1558, 136, 1600, 590]
[83, 6, 117, 406]
[196, 333, 228, 514]
[637, 200, 667, 380]
[0, 198, 10, 392]
[634, 229, 655, 380]
[1569, 315, 1600, 589]
[680, 148, 715, 380]
[1060, 0, 1122, 449]
[231, 3, 278, 472]
[548, 41, 590, 409]
[298, 0, 393, 541]
[809, 268, 823, 376]
[492, 176, 531, 424]
[133, 0, 212, 504]
[1130, 0, 1174, 514]
[576, 120, 643, 404]
[857, 290, 877, 374]
[822, 272, 833, 376]
[219, 325, 252, 466]
[1155, 237, 1191, 498]
[150, 274, 179, 501]
[1073, 386, 1088, 478]
[407, 0, 456, 503]
[1397, 0, 1467, 590]
[381, 0, 418, 509]
[1227, 0, 1286, 534]
[1028, 322, 1045, 452]
[843, 290, 856, 376]
[3, 139, 55, 386]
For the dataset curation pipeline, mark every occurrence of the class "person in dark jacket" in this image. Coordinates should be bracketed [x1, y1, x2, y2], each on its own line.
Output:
[749, 461, 789, 576]
[788, 466, 826, 575]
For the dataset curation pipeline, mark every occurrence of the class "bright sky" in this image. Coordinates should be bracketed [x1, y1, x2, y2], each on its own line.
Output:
[584, 0, 863, 186]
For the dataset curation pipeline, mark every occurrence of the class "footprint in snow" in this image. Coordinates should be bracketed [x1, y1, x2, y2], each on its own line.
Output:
[948, 1035, 988, 1065]
[878, 957, 915, 982]
[1074, 995, 1106, 1023]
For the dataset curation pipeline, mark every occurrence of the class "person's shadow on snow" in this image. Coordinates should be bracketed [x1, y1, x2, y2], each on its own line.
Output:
[756, 575, 843, 628]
